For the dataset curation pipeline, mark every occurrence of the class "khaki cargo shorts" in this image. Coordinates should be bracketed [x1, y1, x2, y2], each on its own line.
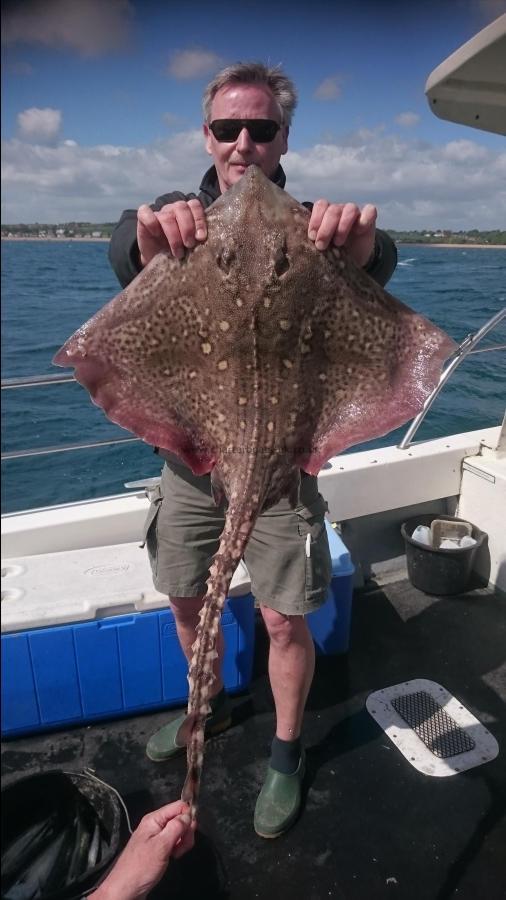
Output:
[143, 461, 332, 616]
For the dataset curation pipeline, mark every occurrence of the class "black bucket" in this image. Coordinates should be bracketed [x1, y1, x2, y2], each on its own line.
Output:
[1, 770, 124, 899]
[401, 513, 487, 596]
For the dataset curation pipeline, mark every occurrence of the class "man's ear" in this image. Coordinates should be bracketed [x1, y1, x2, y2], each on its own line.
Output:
[281, 125, 289, 155]
[203, 123, 213, 157]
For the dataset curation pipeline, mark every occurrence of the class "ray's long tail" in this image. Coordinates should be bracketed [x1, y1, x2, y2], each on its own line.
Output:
[180, 498, 257, 822]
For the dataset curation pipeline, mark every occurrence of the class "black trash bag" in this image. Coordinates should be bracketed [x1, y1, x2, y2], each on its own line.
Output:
[1, 770, 123, 900]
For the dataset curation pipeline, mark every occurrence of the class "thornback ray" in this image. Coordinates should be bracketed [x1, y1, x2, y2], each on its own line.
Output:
[53, 164, 457, 821]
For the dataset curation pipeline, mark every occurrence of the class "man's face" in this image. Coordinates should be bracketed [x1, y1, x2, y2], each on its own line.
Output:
[204, 83, 288, 193]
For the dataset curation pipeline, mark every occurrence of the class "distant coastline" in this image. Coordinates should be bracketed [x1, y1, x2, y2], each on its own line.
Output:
[2, 237, 505, 249]
[1, 236, 110, 242]
[398, 242, 506, 249]
[3, 225, 505, 248]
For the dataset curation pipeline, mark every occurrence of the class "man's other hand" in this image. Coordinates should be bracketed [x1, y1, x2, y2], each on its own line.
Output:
[137, 199, 207, 266]
[308, 200, 377, 268]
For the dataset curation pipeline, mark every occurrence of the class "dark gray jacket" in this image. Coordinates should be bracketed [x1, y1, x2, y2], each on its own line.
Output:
[109, 164, 397, 289]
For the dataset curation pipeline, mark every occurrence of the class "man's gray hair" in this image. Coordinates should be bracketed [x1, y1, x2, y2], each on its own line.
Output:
[202, 61, 298, 126]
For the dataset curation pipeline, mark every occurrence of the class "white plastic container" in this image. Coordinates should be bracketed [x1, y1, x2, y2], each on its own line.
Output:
[411, 525, 433, 547]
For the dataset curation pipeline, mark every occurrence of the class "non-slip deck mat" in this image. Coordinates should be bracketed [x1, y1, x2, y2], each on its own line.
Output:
[391, 690, 475, 758]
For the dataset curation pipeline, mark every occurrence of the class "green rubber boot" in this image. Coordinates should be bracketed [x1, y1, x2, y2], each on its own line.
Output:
[146, 695, 232, 762]
[253, 751, 306, 838]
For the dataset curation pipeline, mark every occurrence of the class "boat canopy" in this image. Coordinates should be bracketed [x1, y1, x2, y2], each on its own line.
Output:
[425, 14, 506, 136]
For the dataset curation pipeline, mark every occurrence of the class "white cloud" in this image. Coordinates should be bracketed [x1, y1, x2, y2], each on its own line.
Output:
[17, 107, 62, 143]
[1, 131, 209, 223]
[395, 112, 420, 127]
[314, 76, 342, 101]
[442, 139, 489, 161]
[2, 0, 134, 57]
[283, 134, 506, 230]
[1, 128, 505, 231]
[167, 48, 226, 80]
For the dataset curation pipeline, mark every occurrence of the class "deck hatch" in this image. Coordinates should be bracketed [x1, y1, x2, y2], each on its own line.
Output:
[366, 678, 499, 776]
[391, 690, 475, 758]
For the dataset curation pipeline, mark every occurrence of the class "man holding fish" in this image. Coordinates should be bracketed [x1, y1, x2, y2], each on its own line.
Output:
[108, 61, 398, 838]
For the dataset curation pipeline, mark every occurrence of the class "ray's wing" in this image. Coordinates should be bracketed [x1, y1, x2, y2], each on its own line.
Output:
[53, 251, 219, 473]
[281, 243, 457, 475]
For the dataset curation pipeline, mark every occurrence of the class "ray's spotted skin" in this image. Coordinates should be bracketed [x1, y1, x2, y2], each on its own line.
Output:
[54, 166, 457, 822]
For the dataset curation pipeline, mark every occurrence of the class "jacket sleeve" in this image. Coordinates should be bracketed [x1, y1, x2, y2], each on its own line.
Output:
[108, 209, 142, 289]
[108, 191, 195, 289]
[364, 229, 398, 287]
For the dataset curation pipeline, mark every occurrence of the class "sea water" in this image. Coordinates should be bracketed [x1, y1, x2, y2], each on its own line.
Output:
[1, 241, 505, 513]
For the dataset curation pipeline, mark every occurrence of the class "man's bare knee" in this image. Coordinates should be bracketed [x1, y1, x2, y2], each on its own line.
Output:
[260, 605, 307, 648]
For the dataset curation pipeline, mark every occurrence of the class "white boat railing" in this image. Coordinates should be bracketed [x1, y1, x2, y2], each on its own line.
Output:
[1, 310, 505, 461]
[398, 307, 505, 448]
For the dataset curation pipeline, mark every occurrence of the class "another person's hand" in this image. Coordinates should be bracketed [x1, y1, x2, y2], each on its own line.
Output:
[90, 801, 195, 900]
[308, 200, 377, 268]
[137, 199, 207, 266]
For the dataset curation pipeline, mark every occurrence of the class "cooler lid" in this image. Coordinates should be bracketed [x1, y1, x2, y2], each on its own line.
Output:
[1, 542, 251, 633]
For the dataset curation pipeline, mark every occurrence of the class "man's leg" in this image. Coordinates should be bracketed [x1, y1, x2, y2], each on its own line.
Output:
[259, 606, 314, 741]
[144, 461, 230, 761]
[253, 607, 315, 838]
[246, 477, 331, 838]
[146, 594, 230, 761]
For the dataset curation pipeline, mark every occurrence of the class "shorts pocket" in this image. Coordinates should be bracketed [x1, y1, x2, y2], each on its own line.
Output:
[140, 483, 163, 560]
[296, 494, 328, 540]
[296, 495, 332, 600]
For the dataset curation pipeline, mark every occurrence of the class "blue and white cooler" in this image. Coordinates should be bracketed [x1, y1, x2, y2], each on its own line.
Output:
[1, 543, 255, 739]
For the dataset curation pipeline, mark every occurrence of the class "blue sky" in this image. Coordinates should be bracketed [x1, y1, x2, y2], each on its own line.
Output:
[2, 0, 505, 228]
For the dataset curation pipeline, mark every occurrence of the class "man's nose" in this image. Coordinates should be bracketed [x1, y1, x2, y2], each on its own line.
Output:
[236, 126, 255, 151]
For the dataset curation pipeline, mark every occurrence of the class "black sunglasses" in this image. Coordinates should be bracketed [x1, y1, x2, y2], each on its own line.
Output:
[209, 119, 281, 143]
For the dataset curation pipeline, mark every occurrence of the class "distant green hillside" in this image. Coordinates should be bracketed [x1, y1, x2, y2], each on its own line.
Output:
[2, 223, 505, 245]
[1, 222, 117, 238]
[386, 229, 506, 245]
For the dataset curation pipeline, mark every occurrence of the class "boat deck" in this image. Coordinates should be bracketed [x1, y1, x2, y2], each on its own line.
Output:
[2, 575, 505, 900]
